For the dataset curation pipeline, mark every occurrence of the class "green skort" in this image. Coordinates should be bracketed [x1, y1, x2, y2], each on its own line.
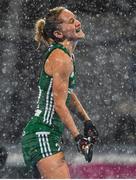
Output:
[21, 116, 64, 168]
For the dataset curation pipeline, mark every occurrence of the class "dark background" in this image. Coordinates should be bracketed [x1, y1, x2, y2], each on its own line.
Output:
[0, 0, 136, 177]
[1, 0, 136, 144]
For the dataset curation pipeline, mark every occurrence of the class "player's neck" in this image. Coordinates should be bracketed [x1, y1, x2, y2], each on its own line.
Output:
[59, 40, 78, 55]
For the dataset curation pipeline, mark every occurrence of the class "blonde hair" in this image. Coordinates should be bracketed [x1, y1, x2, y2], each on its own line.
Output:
[35, 19, 46, 48]
[34, 6, 65, 49]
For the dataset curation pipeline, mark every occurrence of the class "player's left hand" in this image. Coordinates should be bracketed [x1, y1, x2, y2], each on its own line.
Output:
[84, 120, 99, 144]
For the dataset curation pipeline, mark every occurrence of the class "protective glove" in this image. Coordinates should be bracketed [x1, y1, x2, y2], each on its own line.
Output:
[75, 134, 93, 162]
[84, 120, 99, 144]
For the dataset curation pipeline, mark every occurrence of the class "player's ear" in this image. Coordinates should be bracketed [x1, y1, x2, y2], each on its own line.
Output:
[53, 30, 64, 39]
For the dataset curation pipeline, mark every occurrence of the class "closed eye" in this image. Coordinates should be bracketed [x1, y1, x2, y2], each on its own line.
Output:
[68, 18, 75, 24]
[68, 15, 78, 24]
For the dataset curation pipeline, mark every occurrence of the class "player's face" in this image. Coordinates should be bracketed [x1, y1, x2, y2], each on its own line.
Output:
[57, 9, 85, 41]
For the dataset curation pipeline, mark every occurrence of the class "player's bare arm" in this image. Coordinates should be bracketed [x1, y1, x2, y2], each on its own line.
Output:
[70, 89, 99, 144]
[47, 49, 80, 138]
[70, 91, 90, 122]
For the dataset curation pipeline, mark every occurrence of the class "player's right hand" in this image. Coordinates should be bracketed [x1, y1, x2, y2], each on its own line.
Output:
[75, 134, 89, 153]
[75, 134, 93, 162]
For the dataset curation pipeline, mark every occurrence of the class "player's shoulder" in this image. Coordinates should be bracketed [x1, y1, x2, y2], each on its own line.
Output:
[49, 48, 71, 64]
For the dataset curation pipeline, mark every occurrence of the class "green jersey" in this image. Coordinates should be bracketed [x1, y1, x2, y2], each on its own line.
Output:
[23, 43, 76, 135]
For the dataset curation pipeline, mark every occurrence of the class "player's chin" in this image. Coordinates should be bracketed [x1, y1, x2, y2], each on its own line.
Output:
[76, 29, 85, 39]
[76, 33, 85, 39]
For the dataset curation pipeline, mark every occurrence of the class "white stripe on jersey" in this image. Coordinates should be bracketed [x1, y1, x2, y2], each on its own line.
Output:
[46, 93, 54, 125]
[43, 79, 53, 123]
[34, 86, 42, 116]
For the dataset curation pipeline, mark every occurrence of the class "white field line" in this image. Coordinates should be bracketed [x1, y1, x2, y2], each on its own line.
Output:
[6, 152, 136, 167]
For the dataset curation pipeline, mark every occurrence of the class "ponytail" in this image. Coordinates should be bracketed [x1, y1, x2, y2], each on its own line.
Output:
[34, 18, 48, 49]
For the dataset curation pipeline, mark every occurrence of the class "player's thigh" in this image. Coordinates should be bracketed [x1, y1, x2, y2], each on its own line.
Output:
[37, 151, 70, 179]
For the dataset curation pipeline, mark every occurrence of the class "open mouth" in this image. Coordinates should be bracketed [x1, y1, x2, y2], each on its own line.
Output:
[76, 28, 81, 33]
